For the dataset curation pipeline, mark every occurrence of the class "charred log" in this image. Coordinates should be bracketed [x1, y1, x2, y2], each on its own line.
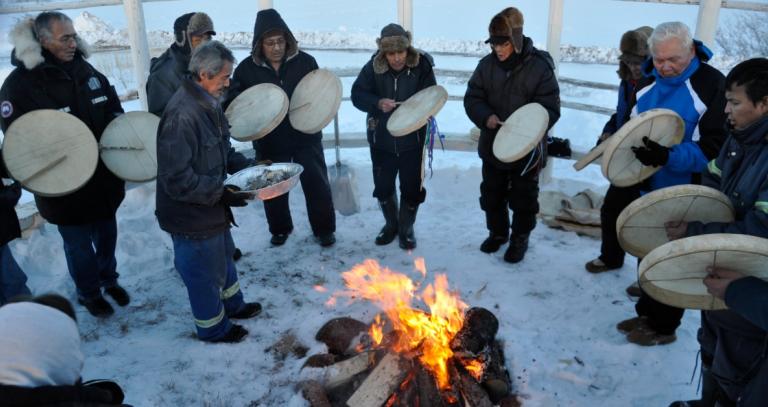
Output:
[450, 307, 499, 354]
[450, 361, 493, 407]
[415, 363, 447, 407]
[482, 340, 512, 403]
[304, 353, 341, 368]
[299, 380, 332, 407]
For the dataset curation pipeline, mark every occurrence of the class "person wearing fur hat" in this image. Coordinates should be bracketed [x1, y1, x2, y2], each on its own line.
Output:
[584, 26, 652, 276]
[464, 7, 561, 263]
[226, 9, 336, 248]
[146, 12, 215, 116]
[0, 294, 128, 405]
[0, 12, 130, 318]
[350, 23, 437, 250]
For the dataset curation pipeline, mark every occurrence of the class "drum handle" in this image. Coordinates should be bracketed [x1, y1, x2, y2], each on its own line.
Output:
[333, 114, 341, 166]
[19, 154, 67, 184]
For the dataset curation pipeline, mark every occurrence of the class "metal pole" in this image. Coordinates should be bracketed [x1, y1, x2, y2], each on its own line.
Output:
[397, 0, 413, 33]
[123, 0, 151, 111]
[695, 0, 722, 47]
[258, 0, 273, 10]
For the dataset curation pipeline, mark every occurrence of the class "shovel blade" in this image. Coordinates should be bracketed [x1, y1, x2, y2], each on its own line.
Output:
[329, 163, 360, 216]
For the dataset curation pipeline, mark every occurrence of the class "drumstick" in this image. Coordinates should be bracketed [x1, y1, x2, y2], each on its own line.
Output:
[289, 102, 311, 112]
[20, 154, 67, 184]
[100, 145, 145, 151]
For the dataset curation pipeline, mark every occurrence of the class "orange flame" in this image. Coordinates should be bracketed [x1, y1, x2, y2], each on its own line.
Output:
[336, 258, 467, 389]
[462, 359, 484, 381]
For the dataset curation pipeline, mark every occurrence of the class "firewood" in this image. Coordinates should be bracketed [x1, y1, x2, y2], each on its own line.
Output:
[386, 368, 418, 407]
[450, 361, 493, 407]
[316, 317, 369, 355]
[415, 363, 446, 407]
[324, 351, 375, 390]
[346, 352, 410, 407]
[481, 340, 512, 403]
[450, 307, 499, 354]
[299, 380, 332, 407]
[304, 353, 340, 368]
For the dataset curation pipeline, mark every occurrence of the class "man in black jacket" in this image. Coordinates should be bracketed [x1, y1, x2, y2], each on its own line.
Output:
[146, 12, 215, 116]
[0, 12, 128, 317]
[156, 41, 261, 343]
[226, 9, 336, 248]
[464, 7, 561, 263]
[351, 23, 437, 250]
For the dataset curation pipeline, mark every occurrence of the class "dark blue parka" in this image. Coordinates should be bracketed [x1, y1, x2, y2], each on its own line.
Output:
[155, 80, 252, 238]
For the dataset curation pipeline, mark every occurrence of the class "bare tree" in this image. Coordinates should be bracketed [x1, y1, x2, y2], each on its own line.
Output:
[716, 11, 768, 59]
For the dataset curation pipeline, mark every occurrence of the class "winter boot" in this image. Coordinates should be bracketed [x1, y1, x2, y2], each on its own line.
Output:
[480, 209, 509, 253]
[668, 363, 720, 407]
[398, 200, 419, 250]
[375, 195, 399, 245]
[504, 233, 529, 264]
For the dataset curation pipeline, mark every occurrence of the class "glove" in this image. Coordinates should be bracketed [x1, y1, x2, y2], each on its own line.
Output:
[0, 181, 22, 207]
[220, 184, 250, 207]
[631, 136, 670, 167]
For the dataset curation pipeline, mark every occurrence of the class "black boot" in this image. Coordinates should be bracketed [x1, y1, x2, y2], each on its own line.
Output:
[480, 209, 509, 253]
[503, 233, 529, 264]
[668, 364, 720, 407]
[398, 199, 418, 250]
[375, 195, 399, 245]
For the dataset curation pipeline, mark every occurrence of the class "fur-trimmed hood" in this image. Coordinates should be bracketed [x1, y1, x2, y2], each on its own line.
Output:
[372, 47, 421, 74]
[9, 17, 90, 71]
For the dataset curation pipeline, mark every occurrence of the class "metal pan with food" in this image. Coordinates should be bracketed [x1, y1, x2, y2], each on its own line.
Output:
[224, 162, 304, 201]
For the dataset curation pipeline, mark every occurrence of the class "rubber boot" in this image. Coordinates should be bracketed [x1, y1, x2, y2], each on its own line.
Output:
[375, 195, 399, 245]
[398, 199, 418, 250]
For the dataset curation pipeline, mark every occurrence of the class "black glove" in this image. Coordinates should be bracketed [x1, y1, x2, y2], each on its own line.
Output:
[220, 184, 250, 207]
[631, 136, 670, 167]
[0, 181, 22, 207]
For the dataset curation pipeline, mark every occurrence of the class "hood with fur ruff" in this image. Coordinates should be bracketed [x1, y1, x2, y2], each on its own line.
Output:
[10, 18, 91, 70]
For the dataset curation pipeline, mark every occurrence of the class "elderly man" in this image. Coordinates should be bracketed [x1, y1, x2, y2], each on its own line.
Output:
[464, 7, 561, 263]
[0, 12, 129, 317]
[146, 12, 215, 116]
[615, 22, 727, 346]
[351, 23, 437, 250]
[156, 41, 261, 343]
[584, 26, 652, 275]
[666, 58, 768, 407]
[226, 9, 336, 248]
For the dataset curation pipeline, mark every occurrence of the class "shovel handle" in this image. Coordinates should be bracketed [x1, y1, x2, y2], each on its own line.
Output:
[333, 113, 341, 165]
[20, 154, 67, 184]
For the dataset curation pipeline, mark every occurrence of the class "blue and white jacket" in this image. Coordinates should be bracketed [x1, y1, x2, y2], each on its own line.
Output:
[631, 41, 727, 191]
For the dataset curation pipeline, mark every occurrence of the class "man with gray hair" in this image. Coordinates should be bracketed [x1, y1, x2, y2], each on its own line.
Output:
[615, 21, 727, 346]
[156, 41, 261, 343]
[0, 11, 128, 318]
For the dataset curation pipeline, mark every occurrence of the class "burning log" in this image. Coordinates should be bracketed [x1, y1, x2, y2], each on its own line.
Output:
[346, 352, 411, 407]
[482, 340, 512, 403]
[450, 307, 499, 354]
[316, 317, 369, 355]
[416, 363, 448, 407]
[450, 361, 493, 407]
[324, 351, 377, 390]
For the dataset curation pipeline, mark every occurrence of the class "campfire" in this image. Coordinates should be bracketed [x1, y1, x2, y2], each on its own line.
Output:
[300, 259, 519, 407]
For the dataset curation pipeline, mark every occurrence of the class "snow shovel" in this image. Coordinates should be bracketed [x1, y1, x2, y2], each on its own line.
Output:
[329, 114, 360, 215]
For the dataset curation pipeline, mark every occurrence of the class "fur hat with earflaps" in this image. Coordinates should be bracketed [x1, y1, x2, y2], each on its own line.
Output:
[173, 12, 215, 54]
[373, 23, 421, 74]
[618, 26, 652, 80]
[486, 7, 524, 53]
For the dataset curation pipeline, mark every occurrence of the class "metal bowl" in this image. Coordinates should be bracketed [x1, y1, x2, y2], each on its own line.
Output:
[224, 162, 304, 201]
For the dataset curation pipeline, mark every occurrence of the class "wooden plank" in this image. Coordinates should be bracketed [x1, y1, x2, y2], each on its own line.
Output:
[346, 352, 409, 407]
[324, 351, 375, 390]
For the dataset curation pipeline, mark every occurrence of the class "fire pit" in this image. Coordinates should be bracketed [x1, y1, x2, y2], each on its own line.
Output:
[300, 259, 520, 407]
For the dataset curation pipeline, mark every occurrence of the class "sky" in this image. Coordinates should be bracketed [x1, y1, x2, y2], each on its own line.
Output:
[1, 0, 766, 48]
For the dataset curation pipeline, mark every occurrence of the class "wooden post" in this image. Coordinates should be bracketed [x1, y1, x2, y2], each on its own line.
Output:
[123, 0, 151, 111]
[543, 0, 564, 184]
[397, 0, 413, 34]
[695, 0, 722, 47]
[258, 0, 273, 10]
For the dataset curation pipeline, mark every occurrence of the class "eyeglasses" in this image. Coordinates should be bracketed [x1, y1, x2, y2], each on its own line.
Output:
[263, 38, 286, 48]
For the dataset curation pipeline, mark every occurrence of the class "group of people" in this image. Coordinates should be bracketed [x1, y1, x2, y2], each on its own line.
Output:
[0, 5, 766, 406]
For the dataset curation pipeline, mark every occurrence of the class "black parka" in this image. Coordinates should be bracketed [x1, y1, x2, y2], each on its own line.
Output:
[464, 37, 561, 170]
[0, 161, 21, 246]
[351, 49, 437, 153]
[146, 44, 190, 116]
[226, 9, 321, 157]
[155, 80, 252, 239]
[0, 31, 125, 226]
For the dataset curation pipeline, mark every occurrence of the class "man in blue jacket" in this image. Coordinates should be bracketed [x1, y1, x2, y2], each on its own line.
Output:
[156, 41, 261, 343]
[615, 21, 727, 346]
[666, 58, 768, 407]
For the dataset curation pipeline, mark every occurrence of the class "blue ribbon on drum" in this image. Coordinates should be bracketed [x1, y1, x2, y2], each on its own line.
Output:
[424, 116, 445, 178]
